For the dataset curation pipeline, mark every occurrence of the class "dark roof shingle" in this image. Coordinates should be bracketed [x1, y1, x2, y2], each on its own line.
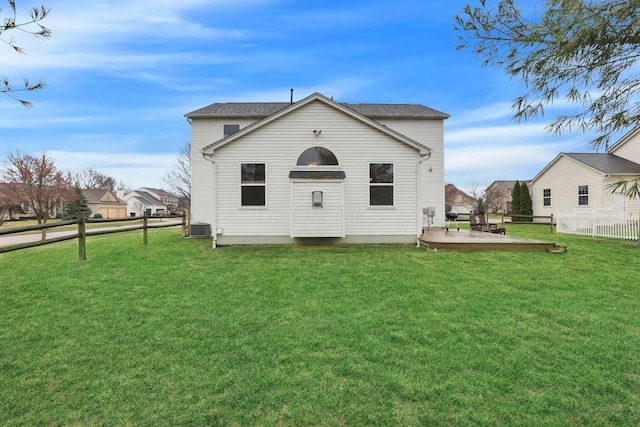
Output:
[185, 101, 449, 120]
[564, 153, 640, 174]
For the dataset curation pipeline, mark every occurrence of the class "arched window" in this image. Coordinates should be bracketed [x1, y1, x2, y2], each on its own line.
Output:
[296, 146, 339, 166]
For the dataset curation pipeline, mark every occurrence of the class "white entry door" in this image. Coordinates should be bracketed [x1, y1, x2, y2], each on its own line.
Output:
[291, 181, 344, 237]
[613, 192, 627, 217]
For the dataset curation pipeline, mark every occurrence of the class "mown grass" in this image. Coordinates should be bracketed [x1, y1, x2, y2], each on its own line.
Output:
[0, 226, 638, 426]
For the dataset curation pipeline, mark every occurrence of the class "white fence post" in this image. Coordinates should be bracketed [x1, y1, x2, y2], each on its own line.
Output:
[555, 212, 639, 241]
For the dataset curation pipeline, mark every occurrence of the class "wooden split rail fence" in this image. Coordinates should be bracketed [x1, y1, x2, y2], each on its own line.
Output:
[0, 213, 188, 260]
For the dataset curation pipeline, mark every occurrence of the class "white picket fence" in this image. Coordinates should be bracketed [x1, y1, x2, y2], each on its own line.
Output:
[555, 212, 640, 240]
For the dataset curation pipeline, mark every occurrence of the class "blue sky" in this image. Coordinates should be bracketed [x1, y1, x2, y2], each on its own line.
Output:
[2, 0, 601, 191]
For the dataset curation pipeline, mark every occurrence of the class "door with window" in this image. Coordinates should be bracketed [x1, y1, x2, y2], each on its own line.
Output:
[290, 146, 344, 237]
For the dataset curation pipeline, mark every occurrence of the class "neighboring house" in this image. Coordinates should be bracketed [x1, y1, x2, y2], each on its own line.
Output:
[137, 187, 179, 213]
[486, 180, 531, 214]
[82, 189, 128, 218]
[530, 126, 640, 218]
[0, 182, 64, 221]
[119, 189, 174, 216]
[444, 183, 475, 214]
[186, 92, 449, 245]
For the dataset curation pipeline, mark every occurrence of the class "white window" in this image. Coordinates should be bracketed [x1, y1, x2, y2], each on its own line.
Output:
[543, 188, 551, 207]
[224, 124, 240, 138]
[578, 185, 589, 206]
[369, 163, 394, 206]
[241, 163, 266, 206]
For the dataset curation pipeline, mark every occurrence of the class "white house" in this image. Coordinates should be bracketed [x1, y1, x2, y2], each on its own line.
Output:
[530, 126, 640, 219]
[119, 189, 170, 217]
[186, 92, 449, 245]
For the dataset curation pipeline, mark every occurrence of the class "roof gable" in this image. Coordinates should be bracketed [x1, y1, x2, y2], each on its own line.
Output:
[608, 125, 640, 154]
[200, 92, 437, 155]
[531, 152, 640, 183]
[82, 189, 126, 204]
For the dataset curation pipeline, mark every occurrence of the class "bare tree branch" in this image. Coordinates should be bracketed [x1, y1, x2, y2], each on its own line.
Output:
[163, 143, 191, 209]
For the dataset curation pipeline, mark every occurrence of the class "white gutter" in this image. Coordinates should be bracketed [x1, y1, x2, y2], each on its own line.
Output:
[202, 151, 218, 248]
[416, 152, 432, 247]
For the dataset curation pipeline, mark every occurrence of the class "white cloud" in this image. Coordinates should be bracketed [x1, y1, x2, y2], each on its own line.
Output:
[48, 150, 177, 189]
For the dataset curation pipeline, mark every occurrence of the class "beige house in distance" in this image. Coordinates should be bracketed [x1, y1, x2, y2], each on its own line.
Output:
[530, 126, 640, 219]
[82, 189, 128, 218]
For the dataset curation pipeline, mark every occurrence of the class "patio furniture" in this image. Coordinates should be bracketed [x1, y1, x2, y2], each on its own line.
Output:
[470, 214, 506, 235]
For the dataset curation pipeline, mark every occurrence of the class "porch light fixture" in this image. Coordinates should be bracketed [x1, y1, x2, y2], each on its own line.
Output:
[313, 129, 322, 136]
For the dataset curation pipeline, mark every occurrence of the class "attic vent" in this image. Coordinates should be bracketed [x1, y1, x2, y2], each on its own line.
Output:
[190, 223, 211, 238]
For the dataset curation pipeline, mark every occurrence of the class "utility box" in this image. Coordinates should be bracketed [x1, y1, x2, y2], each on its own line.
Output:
[190, 223, 211, 238]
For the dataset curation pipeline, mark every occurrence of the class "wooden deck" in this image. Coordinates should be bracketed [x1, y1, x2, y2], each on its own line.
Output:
[420, 228, 563, 252]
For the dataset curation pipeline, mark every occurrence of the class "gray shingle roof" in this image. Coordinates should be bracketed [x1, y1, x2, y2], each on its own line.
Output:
[185, 101, 449, 119]
[564, 153, 640, 174]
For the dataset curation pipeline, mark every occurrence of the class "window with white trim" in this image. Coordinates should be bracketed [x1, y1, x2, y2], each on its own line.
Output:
[543, 188, 551, 206]
[578, 185, 589, 206]
[369, 163, 394, 206]
[241, 163, 266, 206]
[224, 124, 240, 138]
[296, 146, 339, 166]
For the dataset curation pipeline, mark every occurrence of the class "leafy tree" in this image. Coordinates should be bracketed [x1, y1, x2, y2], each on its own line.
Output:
[511, 180, 522, 221]
[62, 184, 91, 219]
[1, 151, 74, 223]
[163, 143, 191, 210]
[1, 0, 51, 107]
[74, 167, 129, 192]
[520, 181, 533, 222]
[454, 0, 640, 151]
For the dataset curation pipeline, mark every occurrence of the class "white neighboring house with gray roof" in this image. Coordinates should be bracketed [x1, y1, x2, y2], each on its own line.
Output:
[530, 126, 640, 219]
[119, 190, 168, 217]
[185, 92, 449, 245]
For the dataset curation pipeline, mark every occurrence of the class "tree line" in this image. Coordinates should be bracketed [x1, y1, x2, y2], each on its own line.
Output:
[1, 147, 191, 225]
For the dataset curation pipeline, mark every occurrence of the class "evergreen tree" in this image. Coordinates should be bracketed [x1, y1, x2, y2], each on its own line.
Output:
[520, 182, 533, 223]
[511, 181, 521, 222]
[62, 185, 91, 220]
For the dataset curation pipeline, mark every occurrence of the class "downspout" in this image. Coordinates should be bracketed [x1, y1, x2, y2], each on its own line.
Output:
[416, 150, 432, 247]
[602, 174, 610, 210]
[202, 151, 218, 248]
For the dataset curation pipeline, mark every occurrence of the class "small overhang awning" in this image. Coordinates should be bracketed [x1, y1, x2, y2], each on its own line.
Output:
[289, 170, 346, 179]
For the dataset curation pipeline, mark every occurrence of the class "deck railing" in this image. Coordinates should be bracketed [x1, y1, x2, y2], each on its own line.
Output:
[555, 212, 639, 241]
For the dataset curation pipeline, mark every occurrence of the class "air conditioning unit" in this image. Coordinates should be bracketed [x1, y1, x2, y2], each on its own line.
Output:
[190, 223, 211, 238]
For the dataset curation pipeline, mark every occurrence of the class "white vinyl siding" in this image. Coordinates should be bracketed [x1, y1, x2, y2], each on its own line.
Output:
[531, 155, 640, 218]
[190, 99, 447, 241]
[212, 101, 421, 237]
[381, 118, 446, 229]
[609, 128, 640, 164]
[190, 118, 257, 226]
[291, 181, 344, 237]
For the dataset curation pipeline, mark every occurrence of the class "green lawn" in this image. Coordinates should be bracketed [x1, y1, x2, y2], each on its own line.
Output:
[0, 226, 638, 425]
